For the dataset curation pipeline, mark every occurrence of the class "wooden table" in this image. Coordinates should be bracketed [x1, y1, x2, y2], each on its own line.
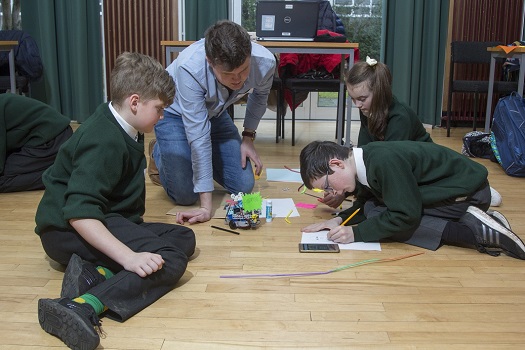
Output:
[485, 46, 525, 132]
[161, 40, 359, 146]
[0, 41, 18, 93]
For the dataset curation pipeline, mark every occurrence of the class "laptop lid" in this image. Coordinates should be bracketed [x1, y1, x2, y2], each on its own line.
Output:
[256, 1, 320, 41]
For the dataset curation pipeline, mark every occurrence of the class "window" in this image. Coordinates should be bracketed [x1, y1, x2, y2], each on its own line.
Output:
[234, 0, 382, 121]
[0, 0, 21, 30]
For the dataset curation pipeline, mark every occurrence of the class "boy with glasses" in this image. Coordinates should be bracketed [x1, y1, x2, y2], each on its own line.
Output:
[299, 140, 525, 260]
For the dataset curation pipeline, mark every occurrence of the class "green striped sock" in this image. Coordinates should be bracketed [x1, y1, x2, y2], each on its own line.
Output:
[96, 266, 114, 279]
[73, 293, 106, 315]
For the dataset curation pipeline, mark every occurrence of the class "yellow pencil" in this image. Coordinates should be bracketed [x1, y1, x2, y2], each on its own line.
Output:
[285, 209, 293, 224]
[340, 208, 361, 226]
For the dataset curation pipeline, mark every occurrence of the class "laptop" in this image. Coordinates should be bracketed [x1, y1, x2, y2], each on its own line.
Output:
[256, 1, 320, 41]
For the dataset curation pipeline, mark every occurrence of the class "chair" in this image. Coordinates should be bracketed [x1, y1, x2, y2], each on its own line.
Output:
[446, 41, 518, 137]
[277, 0, 349, 146]
[284, 77, 345, 146]
[227, 74, 284, 144]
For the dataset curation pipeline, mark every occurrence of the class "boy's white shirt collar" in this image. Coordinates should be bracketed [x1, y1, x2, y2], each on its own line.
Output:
[353, 147, 369, 187]
[109, 102, 139, 141]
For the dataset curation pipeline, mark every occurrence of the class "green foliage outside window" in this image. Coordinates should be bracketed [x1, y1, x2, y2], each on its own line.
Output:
[334, 1, 382, 59]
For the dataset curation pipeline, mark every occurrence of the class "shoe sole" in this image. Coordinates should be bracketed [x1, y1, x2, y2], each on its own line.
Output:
[61, 254, 84, 298]
[38, 298, 100, 350]
[487, 209, 512, 231]
[467, 206, 525, 259]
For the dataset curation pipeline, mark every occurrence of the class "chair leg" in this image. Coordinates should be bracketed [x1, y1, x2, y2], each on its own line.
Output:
[446, 93, 452, 137]
[292, 90, 296, 146]
[473, 93, 479, 131]
[333, 90, 347, 144]
[281, 91, 286, 140]
[275, 91, 281, 143]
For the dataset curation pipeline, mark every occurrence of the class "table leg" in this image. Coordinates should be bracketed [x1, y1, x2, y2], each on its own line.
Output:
[165, 48, 175, 67]
[8, 48, 15, 93]
[518, 53, 525, 96]
[336, 54, 345, 145]
[344, 50, 354, 147]
[484, 54, 496, 133]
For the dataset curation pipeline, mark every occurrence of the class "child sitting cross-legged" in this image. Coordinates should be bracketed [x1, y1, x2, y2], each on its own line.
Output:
[35, 52, 196, 350]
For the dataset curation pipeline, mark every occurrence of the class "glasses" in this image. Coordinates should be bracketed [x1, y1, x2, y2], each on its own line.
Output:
[323, 169, 335, 194]
[296, 169, 335, 194]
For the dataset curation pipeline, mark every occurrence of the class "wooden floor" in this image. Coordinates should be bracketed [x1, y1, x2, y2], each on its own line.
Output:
[2, 120, 525, 349]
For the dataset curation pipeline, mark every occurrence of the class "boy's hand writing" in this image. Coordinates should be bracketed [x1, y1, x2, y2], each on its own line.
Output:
[327, 225, 355, 244]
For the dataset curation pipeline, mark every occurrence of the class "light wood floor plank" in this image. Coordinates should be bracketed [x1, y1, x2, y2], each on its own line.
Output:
[2, 121, 525, 349]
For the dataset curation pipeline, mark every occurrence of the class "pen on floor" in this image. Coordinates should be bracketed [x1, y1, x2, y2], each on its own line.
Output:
[340, 208, 361, 226]
[303, 192, 322, 199]
[211, 225, 240, 235]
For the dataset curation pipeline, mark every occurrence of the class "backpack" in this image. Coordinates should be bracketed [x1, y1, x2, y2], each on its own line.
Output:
[317, 1, 346, 37]
[0, 30, 43, 81]
[490, 92, 525, 177]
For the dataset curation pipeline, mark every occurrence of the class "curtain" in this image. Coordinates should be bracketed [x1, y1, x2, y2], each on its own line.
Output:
[20, 0, 104, 122]
[382, 0, 450, 126]
[185, 0, 229, 40]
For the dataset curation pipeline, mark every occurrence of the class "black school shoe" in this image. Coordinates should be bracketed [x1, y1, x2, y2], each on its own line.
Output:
[460, 206, 525, 259]
[61, 254, 105, 299]
[38, 298, 103, 350]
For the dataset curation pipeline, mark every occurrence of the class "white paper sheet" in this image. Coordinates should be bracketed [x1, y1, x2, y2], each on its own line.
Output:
[301, 231, 381, 251]
[263, 198, 299, 217]
[266, 168, 302, 183]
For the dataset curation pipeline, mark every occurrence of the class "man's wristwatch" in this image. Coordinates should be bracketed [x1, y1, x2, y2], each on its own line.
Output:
[242, 130, 256, 141]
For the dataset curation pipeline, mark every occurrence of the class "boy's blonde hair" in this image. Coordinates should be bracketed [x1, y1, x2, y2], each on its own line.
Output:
[110, 52, 175, 107]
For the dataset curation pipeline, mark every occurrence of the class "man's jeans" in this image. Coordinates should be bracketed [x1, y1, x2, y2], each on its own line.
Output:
[153, 110, 254, 205]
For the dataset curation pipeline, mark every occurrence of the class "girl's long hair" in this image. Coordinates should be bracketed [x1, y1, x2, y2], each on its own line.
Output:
[346, 60, 392, 140]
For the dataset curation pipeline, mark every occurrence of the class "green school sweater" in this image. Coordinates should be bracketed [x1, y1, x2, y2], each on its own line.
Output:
[344, 141, 488, 243]
[357, 96, 432, 146]
[0, 94, 71, 174]
[347, 96, 433, 223]
[35, 103, 146, 234]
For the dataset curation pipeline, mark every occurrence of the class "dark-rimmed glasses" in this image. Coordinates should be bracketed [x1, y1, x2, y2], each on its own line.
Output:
[323, 169, 335, 194]
[296, 169, 335, 194]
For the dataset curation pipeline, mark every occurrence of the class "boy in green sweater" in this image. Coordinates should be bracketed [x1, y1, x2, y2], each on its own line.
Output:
[35, 52, 196, 350]
[0, 93, 72, 192]
[300, 140, 525, 259]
